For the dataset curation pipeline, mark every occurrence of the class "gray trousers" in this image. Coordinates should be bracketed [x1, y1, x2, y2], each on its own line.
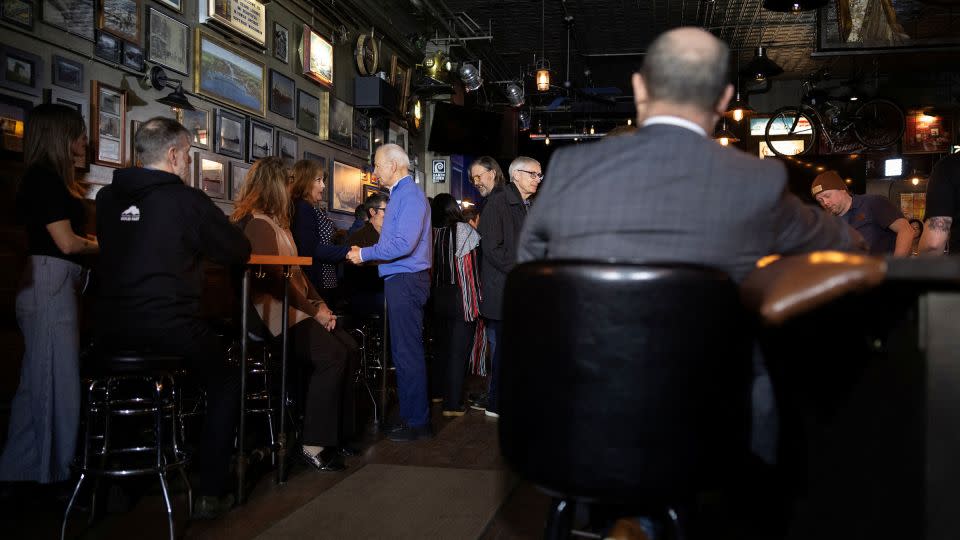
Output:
[0, 255, 83, 483]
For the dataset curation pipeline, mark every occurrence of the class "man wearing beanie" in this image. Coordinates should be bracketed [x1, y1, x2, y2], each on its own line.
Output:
[811, 170, 913, 256]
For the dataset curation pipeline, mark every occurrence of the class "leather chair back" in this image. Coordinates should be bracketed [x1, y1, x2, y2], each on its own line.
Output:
[500, 261, 753, 504]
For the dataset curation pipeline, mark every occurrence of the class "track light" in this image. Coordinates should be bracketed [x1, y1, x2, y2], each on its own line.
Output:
[519, 110, 531, 131]
[459, 63, 482, 92]
[504, 83, 524, 107]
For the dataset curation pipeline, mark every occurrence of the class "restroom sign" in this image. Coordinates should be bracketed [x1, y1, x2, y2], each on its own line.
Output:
[432, 159, 446, 183]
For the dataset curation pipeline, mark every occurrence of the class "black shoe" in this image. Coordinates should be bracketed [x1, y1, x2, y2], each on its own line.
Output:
[193, 494, 234, 520]
[299, 446, 323, 469]
[468, 398, 487, 412]
[467, 392, 487, 407]
[387, 423, 433, 442]
[337, 446, 361, 457]
[316, 448, 347, 472]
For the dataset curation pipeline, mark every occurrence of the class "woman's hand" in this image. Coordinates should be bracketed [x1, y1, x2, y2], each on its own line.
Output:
[314, 303, 337, 331]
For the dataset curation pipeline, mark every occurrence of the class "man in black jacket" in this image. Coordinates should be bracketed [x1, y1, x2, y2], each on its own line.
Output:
[95, 117, 251, 518]
[475, 156, 541, 418]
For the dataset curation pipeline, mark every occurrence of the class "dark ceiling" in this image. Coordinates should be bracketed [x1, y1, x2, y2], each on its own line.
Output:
[386, 0, 960, 110]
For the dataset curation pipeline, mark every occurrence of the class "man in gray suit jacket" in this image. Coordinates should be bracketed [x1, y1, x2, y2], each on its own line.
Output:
[517, 27, 862, 281]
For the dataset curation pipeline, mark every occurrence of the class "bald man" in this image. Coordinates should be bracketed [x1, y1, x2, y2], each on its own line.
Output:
[347, 144, 433, 441]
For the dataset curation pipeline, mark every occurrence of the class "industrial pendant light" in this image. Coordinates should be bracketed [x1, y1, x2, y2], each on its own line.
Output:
[726, 54, 753, 123]
[741, 46, 783, 82]
[535, 0, 550, 92]
[713, 118, 739, 146]
[762, 0, 828, 13]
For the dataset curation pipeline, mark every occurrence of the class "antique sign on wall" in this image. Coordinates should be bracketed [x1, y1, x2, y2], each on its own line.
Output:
[199, 0, 266, 47]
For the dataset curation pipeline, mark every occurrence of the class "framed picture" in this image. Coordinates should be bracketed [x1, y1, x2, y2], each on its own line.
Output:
[296, 88, 319, 135]
[42, 0, 94, 41]
[51, 55, 83, 92]
[331, 161, 363, 214]
[391, 58, 412, 115]
[176, 106, 209, 149]
[903, 110, 952, 155]
[98, 0, 140, 43]
[363, 184, 384, 203]
[329, 98, 352, 148]
[248, 119, 273, 162]
[91, 80, 126, 166]
[268, 69, 294, 119]
[121, 42, 144, 72]
[816, 0, 960, 54]
[300, 24, 332, 87]
[0, 93, 33, 157]
[230, 160, 250, 200]
[318, 89, 329, 140]
[199, 0, 266, 47]
[146, 8, 188, 75]
[1, 0, 34, 29]
[273, 22, 288, 64]
[0, 45, 42, 96]
[195, 30, 266, 116]
[303, 151, 328, 207]
[156, 0, 179, 13]
[129, 119, 140, 166]
[194, 150, 228, 199]
[214, 108, 244, 159]
[94, 31, 122, 63]
[276, 130, 297, 166]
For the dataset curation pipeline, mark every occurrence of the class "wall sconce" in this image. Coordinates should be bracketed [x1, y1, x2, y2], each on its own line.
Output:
[148, 66, 194, 111]
[459, 63, 482, 92]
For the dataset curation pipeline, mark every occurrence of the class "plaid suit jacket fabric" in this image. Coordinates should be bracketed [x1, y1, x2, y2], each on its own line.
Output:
[517, 123, 861, 283]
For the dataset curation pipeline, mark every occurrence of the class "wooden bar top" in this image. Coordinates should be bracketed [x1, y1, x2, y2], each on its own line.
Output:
[247, 254, 312, 266]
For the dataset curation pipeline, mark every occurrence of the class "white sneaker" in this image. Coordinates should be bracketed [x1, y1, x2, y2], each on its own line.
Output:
[484, 409, 499, 418]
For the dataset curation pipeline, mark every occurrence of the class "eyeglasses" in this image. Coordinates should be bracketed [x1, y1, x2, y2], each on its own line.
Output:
[471, 168, 490, 182]
[518, 169, 544, 179]
[372, 207, 387, 213]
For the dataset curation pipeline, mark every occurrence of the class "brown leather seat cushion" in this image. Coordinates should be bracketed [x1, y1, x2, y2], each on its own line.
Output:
[741, 251, 887, 326]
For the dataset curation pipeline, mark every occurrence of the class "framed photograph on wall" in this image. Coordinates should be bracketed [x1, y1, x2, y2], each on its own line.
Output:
[273, 22, 288, 64]
[195, 29, 266, 116]
[329, 98, 352, 148]
[230, 160, 250, 200]
[147, 8, 189, 75]
[194, 150, 228, 199]
[121, 42, 144, 72]
[94, 31, 121, 63]
[903, 110, 952, 155]
[0, 93, 33, 158]
[215, 108, 245, 159]
[91, 80, 126, 167]
[177, 106, 209, 149]
[268, 69, 294, 119]
[199, 0, 266, 47]
[297, 88, 319, 135]
[98, 0, 140, 44]
[276, 130, 297, 166]
[331, 161, 363, 214]
[0, 45, 42, 96]
[300, 24, 332, 87]
[52, 55, 83, 92]
[2, 0, 34, 29]
[156, 0, 180, 13]
[248, 119, 273, 162]
[42, 0, 94, 41]
[816, 0, 960, 54]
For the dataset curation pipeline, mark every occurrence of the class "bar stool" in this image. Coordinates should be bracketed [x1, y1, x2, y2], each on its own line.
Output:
[228, 333, 281, 463]
[344, 312, 384, 425]
[62, 352, 191, 540]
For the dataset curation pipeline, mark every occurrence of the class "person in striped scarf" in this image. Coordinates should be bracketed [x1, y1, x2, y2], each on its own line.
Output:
[429, 193, 483, 417]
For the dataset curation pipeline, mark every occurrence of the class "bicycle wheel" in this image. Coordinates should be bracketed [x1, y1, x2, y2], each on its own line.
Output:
[853, 99, 904, 149]
[764, 107, 816, 157]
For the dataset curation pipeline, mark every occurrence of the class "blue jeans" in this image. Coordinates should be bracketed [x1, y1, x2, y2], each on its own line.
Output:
[485, 318, 502, 413]
[385, 271, 431, 427]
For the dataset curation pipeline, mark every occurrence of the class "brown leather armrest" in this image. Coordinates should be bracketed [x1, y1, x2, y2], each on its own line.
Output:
[741, 251, 887, 326]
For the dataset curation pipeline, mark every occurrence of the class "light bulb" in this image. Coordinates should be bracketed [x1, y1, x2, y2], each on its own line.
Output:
[719, 137, 730, 146]
[911, 177, 920, 186]
[627, 119, 632, 126]
[732, 108, 744, 122]
[545, 136, 550, 145]
[590, 125, 595, 135]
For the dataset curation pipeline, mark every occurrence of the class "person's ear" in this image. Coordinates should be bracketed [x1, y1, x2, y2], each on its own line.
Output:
[631, 72, 648, 109]
[715, 83, 734, 116]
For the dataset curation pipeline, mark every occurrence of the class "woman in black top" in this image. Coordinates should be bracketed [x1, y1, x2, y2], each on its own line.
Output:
[429, 193, 482, 416]
[0, 104, 99, 484]
[289, 159, 348, 307]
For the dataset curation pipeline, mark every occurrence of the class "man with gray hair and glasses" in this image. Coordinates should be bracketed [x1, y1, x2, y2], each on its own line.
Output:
[475, 155, 541, 418]
[95, 116, 251, 519]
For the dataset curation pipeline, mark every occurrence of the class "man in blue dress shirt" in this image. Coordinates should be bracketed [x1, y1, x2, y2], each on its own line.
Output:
[347, 144, 433, 441]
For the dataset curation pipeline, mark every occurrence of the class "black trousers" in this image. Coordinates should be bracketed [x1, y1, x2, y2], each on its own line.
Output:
[96, 322, 239, 497]
[430, 286, 477, 411]
[288, 319, 359, 446]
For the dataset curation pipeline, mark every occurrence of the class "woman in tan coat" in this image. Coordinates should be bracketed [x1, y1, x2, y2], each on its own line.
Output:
[232, 157, 356, 471]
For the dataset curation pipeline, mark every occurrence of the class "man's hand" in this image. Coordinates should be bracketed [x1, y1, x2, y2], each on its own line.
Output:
[346, 245, 362, 265]
[315, 303, 337, 331]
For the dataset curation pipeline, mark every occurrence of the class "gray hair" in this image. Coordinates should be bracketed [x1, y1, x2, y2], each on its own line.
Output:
[508, 156, 540, 183]
[640, 28, 729, 111]
[136, 116, 190, 167]
[378, 143, 410, 172]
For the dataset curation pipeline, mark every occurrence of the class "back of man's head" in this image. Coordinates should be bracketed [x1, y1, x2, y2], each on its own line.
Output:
[364, 192, 389, 219]
[640, 27, 730, 112]
[136, 117, 190, 167]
